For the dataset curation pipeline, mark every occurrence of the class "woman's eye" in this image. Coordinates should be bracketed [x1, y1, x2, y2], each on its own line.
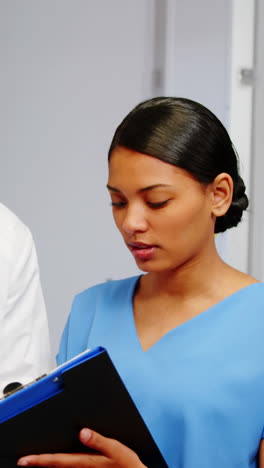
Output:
[110, 201, 127, 207]
[147, 200, 169, 208]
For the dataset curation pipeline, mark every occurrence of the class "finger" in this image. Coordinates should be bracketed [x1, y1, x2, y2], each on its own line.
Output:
[79, 428, 142, 465]
[17, 452, 101, 467]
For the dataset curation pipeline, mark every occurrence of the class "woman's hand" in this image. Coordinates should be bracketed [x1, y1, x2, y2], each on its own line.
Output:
[17, 428, 147, 467]
[259, 439, 264, 468]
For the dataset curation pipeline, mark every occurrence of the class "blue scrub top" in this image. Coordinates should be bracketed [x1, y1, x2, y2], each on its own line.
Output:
[58, 276, 264, 468]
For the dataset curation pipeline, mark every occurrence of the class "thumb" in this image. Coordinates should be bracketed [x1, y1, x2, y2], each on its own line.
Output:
[79, 428, 145, 466]
[79, 428, 93, 446]
[79, 428, 122, 457]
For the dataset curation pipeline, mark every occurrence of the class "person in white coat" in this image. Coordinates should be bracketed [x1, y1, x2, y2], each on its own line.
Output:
[0, 202, 52, 395]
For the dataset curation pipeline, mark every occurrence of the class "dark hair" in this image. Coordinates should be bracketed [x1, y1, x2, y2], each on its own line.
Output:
[108, 97, 248, 233]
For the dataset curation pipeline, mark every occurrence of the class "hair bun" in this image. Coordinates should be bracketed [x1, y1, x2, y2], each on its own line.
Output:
[215, 176, 249, 233]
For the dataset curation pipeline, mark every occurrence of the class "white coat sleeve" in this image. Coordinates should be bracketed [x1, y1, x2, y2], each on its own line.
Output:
[0, 220, 52, 394]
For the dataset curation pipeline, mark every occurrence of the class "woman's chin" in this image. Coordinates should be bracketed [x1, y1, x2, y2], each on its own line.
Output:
[134, 259, 168, 274]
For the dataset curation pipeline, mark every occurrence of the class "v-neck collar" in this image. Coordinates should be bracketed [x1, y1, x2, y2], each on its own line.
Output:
[127, 277, 263, 354]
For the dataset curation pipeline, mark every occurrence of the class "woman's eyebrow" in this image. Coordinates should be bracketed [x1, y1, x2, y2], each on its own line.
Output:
[106, 183, 172, 193]
[140, 184, 172, 193]
[106, 184, 120, 192]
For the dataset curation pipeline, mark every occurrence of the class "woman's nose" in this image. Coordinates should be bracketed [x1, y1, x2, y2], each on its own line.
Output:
[121, 204, 148, 234]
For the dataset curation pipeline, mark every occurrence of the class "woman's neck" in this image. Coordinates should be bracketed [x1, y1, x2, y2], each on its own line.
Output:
[140, 248, 254, 301]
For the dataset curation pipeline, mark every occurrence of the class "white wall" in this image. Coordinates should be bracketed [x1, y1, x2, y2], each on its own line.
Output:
[0, 0, 232, 357]
[249, 0, 264, 279]
[164, 0, 231, 125]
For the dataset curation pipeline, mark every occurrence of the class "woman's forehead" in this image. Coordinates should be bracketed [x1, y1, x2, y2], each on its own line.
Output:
[109, 147, 174, 174]
[108, 147, 201, 190]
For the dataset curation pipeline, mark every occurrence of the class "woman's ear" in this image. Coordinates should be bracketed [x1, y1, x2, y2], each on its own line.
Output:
[210, 173, 233, 217]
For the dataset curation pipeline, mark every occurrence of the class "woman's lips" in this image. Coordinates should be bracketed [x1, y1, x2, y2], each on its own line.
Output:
[127, 242, 157, 261]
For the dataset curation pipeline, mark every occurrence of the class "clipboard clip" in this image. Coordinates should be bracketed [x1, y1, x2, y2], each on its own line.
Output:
[1, 375, 47, 400]
[2, 382, 23, 398]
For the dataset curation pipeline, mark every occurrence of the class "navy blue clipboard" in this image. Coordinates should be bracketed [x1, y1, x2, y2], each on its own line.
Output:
[0, 346, 168, 468]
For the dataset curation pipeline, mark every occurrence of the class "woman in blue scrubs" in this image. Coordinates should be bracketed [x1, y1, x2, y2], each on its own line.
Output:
[18, 97, 264, 468]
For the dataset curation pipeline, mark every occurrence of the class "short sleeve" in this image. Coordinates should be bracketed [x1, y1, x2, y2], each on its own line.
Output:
[56, 290, 96, 365]
[56, 313, 70, 365]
